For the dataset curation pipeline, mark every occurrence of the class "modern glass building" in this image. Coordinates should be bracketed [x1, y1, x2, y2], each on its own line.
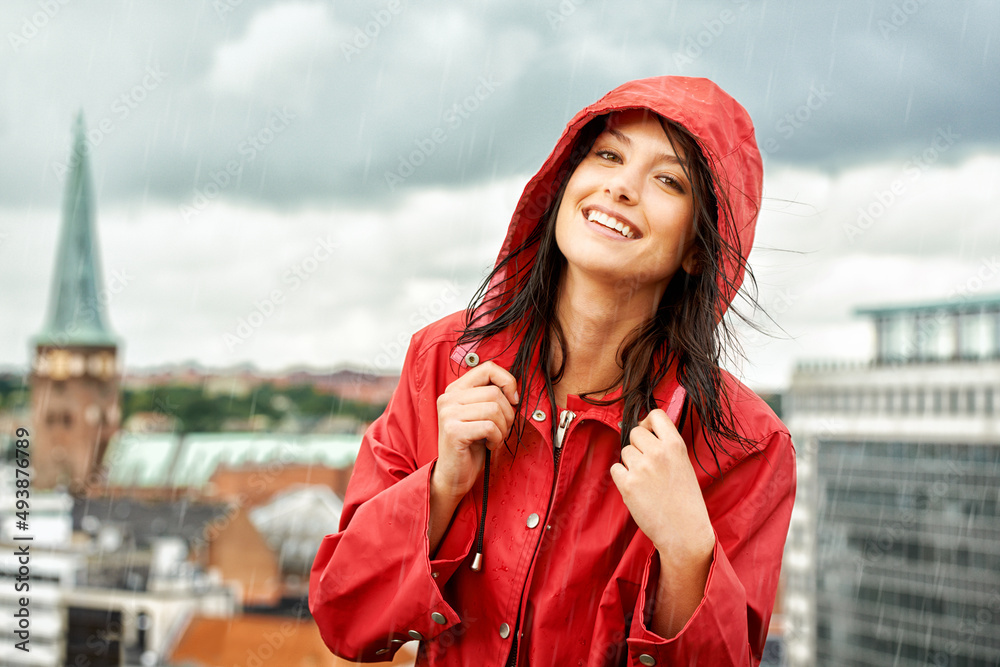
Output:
[783, 295, 1000, 666]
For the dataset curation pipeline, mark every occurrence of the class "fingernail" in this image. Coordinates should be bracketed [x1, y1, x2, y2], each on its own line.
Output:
[513, 391, 520, 404]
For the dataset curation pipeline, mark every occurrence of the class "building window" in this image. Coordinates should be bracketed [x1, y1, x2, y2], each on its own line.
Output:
[966, 388, 977, 414]
[949, 389, 960, 414]
[900, 389, 910, 415]
[886, 389, 895, 414]
[986, 388, 995, 416]
[916, 388, 926, 414]
[933, 389, 943, 414]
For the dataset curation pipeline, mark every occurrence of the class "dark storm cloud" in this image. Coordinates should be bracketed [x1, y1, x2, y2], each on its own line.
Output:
[1, 0, 996, 208]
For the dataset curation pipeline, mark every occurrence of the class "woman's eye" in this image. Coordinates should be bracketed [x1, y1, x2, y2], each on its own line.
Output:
[595, 149, 621, 163]
[658, 174, 684, 191]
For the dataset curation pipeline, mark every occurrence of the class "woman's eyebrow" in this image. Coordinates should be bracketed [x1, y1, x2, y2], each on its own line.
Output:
[606, 127, 687, 169]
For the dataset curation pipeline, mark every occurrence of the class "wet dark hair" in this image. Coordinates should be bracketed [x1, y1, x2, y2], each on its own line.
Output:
[458, 111, 758, 472]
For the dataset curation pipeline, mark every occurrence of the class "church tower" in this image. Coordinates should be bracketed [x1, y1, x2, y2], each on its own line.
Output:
[30, 113, 121, 493]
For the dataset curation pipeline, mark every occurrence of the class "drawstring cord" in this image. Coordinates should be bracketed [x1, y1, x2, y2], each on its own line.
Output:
[471, 448, 490, 571]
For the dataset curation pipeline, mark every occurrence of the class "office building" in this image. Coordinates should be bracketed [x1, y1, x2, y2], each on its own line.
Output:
[783, 294, 1000, 666]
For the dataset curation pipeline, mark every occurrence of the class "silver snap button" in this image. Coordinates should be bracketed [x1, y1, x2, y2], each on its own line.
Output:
[499, 622, 511, 639]
[431, 612, 447, 625]
[376, 648, 390, 655]
[617, 421, 623, 429]
[408, 630, 424, 640]
[639, 655, 656, 666]
[546, 524, 552, 531]
[531, 409, 546, 421]
[526, 513, 540, 529]
[431, 571, 439, 578]
[464, 352, 479, 367]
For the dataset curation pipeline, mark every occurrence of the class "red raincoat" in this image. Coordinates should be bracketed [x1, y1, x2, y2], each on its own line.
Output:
[310, 77, 796, 666]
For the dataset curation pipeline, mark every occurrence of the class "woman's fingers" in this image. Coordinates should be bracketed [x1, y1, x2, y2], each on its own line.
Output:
[451, 384, 517, 427]
[635, 408, 682, 450]
[618, 443, 640, 470]
[439, 400, 514, 445]
[637, 408, 677, 437]
[448, 361, 519, 406]
[440, 418, 505, 449]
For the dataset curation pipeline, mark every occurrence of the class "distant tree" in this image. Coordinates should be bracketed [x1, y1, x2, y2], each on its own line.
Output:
[120, 381, 387, 433]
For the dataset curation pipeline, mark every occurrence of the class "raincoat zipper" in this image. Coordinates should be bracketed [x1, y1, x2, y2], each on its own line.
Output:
[505, 408, 576, 666]
[553, 408, 575, 467]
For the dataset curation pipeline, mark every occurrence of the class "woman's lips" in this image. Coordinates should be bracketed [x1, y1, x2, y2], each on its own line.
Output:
[582, 207, 638, 240]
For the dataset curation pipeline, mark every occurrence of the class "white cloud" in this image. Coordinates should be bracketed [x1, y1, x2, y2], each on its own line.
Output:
[729, 154, 1000, 388]
[205, 2, 344, 99]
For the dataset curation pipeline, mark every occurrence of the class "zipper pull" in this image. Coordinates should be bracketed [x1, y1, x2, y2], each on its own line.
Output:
[554, 410, 576, 449]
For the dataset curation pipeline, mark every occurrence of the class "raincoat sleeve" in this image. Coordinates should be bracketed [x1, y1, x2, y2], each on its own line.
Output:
[625, 428, 796, 666]
[309, 329, 480, 660]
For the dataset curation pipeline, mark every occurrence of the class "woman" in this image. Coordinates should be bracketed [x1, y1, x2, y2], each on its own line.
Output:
[310, 76, 796, 666]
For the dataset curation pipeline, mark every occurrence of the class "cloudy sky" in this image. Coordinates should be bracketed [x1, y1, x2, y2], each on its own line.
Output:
[2, 0, 997, 390]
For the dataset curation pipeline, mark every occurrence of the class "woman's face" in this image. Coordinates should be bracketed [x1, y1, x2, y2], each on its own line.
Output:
[554, 109, 698, 301]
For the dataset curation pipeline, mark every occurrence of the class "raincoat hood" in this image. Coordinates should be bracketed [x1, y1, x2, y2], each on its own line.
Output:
[494, 75, 762, 317]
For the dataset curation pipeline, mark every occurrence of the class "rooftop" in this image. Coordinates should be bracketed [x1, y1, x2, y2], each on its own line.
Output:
[855, 292, 1000, 317]
[104, 431, 362, 490]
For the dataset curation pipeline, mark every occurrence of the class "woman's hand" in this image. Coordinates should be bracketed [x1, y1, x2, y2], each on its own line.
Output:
[428, 361, 519, 554]
[610, 408, 715, 637]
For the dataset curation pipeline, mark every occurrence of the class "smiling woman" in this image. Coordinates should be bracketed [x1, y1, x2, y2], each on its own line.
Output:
[310, 76, 796, 667]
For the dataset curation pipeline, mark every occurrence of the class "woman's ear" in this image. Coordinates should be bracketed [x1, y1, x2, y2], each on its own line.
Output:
[681, 243, 702, 275]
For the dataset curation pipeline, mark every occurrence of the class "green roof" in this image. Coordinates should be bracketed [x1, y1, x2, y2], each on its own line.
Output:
[35, 112, 117, 347]
[855, 293, 1000, 318]
[104, 432, 363, 489]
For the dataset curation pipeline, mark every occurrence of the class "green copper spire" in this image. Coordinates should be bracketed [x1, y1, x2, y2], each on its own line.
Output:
[35, 112, 118, 347]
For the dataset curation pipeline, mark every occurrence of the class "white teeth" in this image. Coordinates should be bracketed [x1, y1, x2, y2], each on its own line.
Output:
[585, 209, 634, 239]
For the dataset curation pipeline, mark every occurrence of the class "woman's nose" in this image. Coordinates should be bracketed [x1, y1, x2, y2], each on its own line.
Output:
[604, 166, 641, 204]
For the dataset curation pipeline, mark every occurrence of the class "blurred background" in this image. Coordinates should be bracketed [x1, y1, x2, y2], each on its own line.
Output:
[0, 1, 997, 665]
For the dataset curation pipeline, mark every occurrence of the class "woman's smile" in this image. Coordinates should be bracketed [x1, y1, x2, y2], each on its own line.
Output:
[582, 206, 639, 239]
